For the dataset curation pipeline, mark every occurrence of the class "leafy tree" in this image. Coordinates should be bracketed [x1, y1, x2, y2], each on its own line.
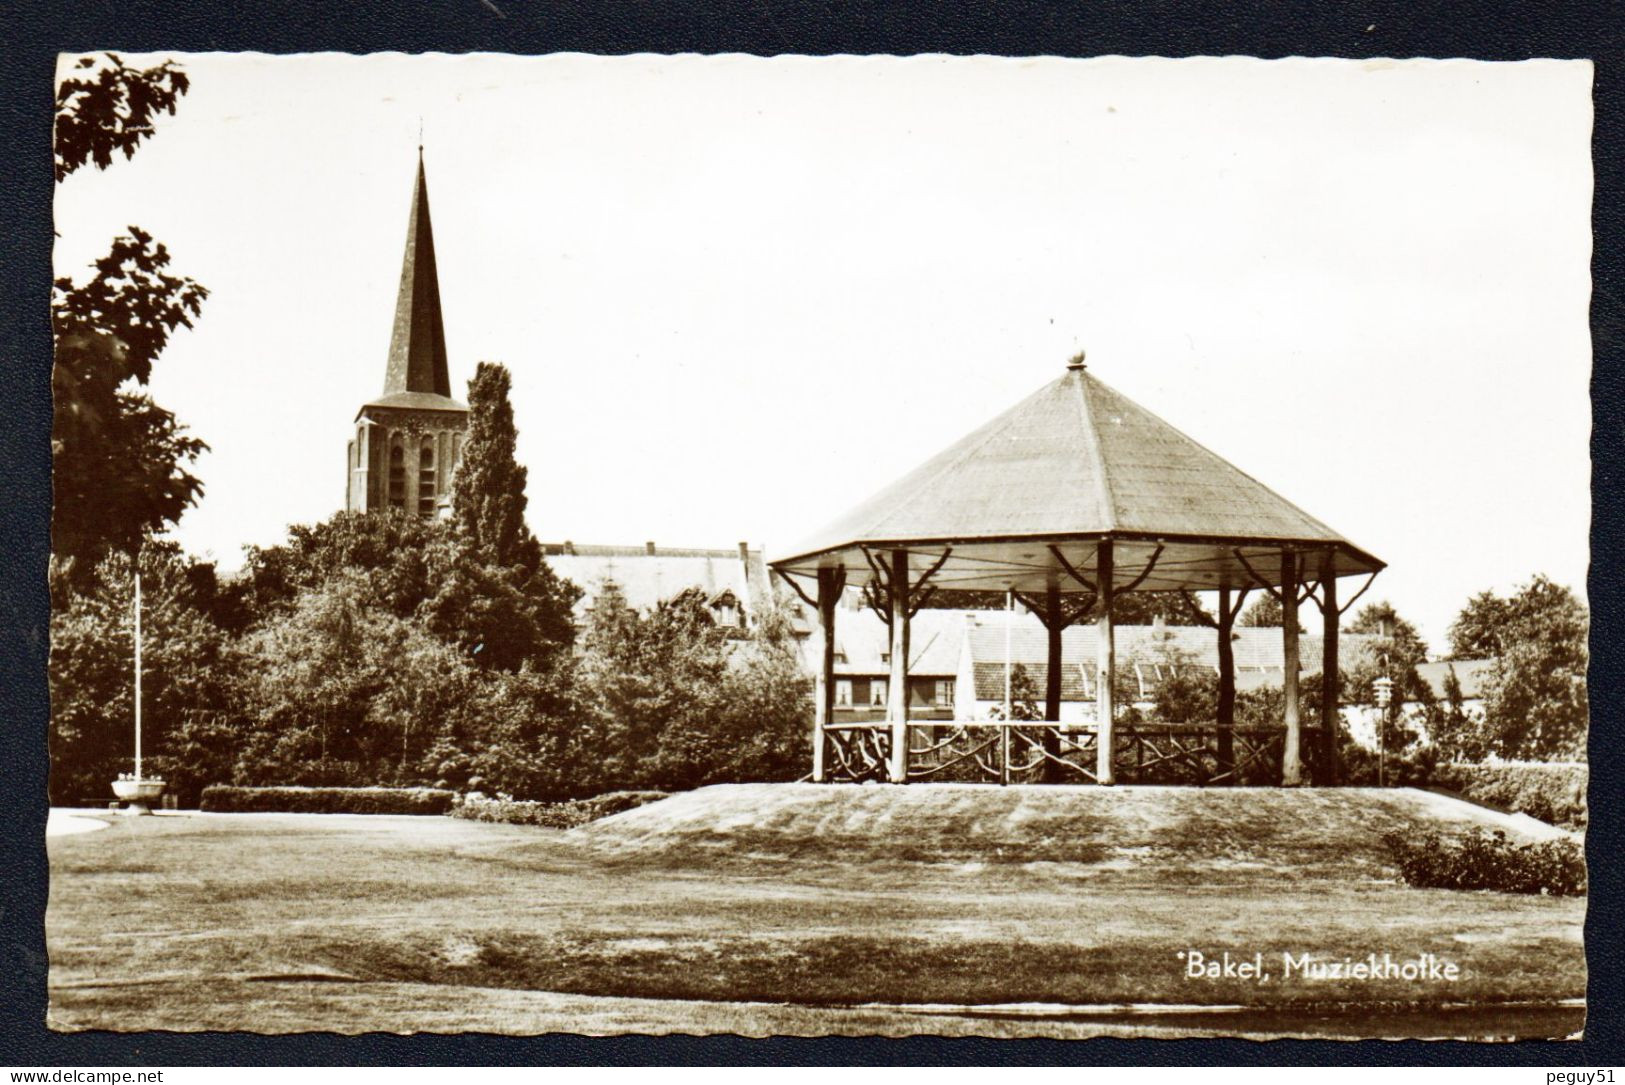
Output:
[579, 586, 728, 791]
[1112, 592, 1208, 626]
[988, 663, 1043, 721]
[54, 53, 190, 181]
[1238, 593, 1304, 632]
[241, 509, 578, 672]
[656, 598, 812, 788]
[1346, 601, 1429, 666]
[53, 53, 209, 576]
[577, 585, 811, 793]
[1480, 576, 1587, 761]
[723, 602, 816, 765]
[54, 234, 210, 571]
[1448, 590, 1514, 660]
[51, 376, 208, 574]
[1342, 601, 1432, 753]
[420, 530, 578, 670]
[1151, 656, 1220, 724]
[1426, 663, 1487, 762]
[232, 526, 587, 797]
[240, 510, 436, 621]
[49, 544, 237, 805]
[234, 571, 479, 784]
[441, 658, 586, 800]
[1234, 675, 1325, 733]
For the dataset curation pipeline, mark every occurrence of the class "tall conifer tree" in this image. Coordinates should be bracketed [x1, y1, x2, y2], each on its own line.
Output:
[445, 361, 578, 664]
[453, 362, 540, 571]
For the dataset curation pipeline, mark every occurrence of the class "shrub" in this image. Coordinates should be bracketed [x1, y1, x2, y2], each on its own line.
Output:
[581, 790, 670, 819]
[1430, 761, 1587, 830]
[199, 785, 455, 815]
[451, 790, 668, 829]
[576, 587, 812, 793]
[1337, 737, 1437, 788]
[1382, 827, 1586, 896]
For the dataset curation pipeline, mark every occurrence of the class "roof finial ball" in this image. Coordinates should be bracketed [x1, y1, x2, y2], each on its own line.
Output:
[1067, 349, 1087, 371]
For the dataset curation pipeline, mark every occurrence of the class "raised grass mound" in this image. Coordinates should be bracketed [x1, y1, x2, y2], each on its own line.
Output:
[572, 783, 1570, 881]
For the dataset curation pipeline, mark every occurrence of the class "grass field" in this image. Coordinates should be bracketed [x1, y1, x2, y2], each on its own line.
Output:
[47, 784, 1585, 1038]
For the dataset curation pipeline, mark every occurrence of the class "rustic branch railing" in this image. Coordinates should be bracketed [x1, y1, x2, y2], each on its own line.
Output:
[819, 721, 1325, 786]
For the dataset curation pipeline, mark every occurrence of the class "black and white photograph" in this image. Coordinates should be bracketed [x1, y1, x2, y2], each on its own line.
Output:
[40, 51, 1591, 1042]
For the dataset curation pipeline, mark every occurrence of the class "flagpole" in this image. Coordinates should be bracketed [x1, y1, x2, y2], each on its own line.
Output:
[134, 568, 143, 784]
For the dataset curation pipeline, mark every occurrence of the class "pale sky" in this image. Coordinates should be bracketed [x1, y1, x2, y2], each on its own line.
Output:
[52, 53, 1593, 654]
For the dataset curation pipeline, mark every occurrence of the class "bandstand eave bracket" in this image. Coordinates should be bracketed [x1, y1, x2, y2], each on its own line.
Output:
[771, 532, 1383, 597]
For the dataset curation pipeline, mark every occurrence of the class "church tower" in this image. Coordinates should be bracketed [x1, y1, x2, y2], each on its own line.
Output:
[346, 150, 469, 516]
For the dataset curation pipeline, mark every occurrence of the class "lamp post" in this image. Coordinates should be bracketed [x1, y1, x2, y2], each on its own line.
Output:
[1373, 675, 1394, 788]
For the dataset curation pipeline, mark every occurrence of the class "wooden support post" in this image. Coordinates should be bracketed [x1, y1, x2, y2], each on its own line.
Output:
[1280, 550, 1304, 786]
[812, 567, 842, 783]
[1044, 584, 1064, 723]
[887, 549, 911, 784]
[1321, 571, 1340, 785]
[1042, 583, 1064, 781]
[1096, 541, 1116, 785]
[1216, 585, 1236, 785]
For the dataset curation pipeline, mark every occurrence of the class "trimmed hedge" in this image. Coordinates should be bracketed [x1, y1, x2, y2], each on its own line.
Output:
[200, 785, 456, 815]
[1383, 827, 1586, 896]
[1430, 762, 1587, 830]
[451, 790, 669, 829]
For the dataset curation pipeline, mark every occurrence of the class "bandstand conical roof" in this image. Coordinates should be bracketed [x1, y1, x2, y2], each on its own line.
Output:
[771, 361, 1382, 596]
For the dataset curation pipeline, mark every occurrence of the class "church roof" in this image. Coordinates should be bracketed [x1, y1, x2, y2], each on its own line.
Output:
[382, 151, 453, 400]
[771, 360, 1383, 594]
[543, 542, 772, 621]
[358, 390, 468, 414]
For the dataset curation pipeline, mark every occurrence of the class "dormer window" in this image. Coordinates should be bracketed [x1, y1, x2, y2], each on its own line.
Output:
[708, 589, 744, 629]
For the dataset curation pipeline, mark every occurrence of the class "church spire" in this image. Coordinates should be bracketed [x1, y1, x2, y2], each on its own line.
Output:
[382, 148, 451, 397]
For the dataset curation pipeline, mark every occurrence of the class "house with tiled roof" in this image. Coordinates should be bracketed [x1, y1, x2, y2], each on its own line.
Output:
[953, 612, 1381, 721]
[543, 541, 774, 633]
[797, 605, 1383, 725]
[1415, 659, 1495, 703]
[1341, 657, 1497, 749]
[796, 608, 964, 724]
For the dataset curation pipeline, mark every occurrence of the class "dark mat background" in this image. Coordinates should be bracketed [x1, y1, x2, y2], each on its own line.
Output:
[2, 0, 1619, 1067]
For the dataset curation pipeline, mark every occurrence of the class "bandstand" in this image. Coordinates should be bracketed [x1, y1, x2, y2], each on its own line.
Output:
[770, 356, 1384, 787]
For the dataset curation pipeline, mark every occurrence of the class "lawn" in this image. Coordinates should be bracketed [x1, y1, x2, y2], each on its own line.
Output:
[46, 784, 1586, 1038]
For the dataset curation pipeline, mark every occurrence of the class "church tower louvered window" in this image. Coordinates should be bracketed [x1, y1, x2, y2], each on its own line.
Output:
[388, 443, 406, 509]
[418, 438, 437, 516]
